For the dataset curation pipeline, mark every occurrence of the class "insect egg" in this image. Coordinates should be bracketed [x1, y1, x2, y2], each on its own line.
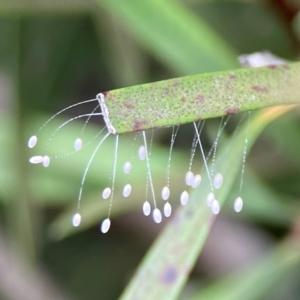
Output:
[29, 156, 44, 164]
[122, 184, 132, 197]
[164, 202, 172, 217]
[180, 191, 189, 206]
[72, 213, 82, 227]
[153, 208, 162, 224]
[28, 135, 38, 148]
[161, 186, 170, 200]
[101, 218, 111, 234]
[143, 201, 151, 216]
[234, 197, 243, 213]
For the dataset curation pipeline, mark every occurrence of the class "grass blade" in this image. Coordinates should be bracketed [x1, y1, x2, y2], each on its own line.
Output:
[100, 63, 300, 134]
[97, 0, 238, 75]
[190, 240, 300, 300]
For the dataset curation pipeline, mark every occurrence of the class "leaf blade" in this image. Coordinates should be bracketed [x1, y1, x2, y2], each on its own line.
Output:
[101, 63, 300, 134]
[97, 0, 238, 75]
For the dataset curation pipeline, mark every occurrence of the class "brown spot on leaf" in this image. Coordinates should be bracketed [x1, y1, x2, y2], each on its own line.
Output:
[196, 95, 205, 103]
[124, 102, 135, 109]
[225, 108, 240, 115]
[180, 97, 186, 103]
[172, 79, 181, 88]
[133, 120, 148, 132]
[252, 86, 269, 93]
[163, 87, 170, 95]
[267, 64, 277, 70]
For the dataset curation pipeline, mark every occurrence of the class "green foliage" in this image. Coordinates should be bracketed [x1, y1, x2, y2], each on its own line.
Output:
[0, 1, 300, 300]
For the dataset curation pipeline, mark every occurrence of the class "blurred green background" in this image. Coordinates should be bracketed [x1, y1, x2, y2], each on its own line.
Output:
[1, 0, 300, 299]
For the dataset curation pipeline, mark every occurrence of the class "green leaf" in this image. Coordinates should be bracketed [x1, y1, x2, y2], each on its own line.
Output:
[0, 0, 93, 16]
[97, 0, 238, 75]
[190, 241, 300, 300]
[100, 63, 300, 134]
